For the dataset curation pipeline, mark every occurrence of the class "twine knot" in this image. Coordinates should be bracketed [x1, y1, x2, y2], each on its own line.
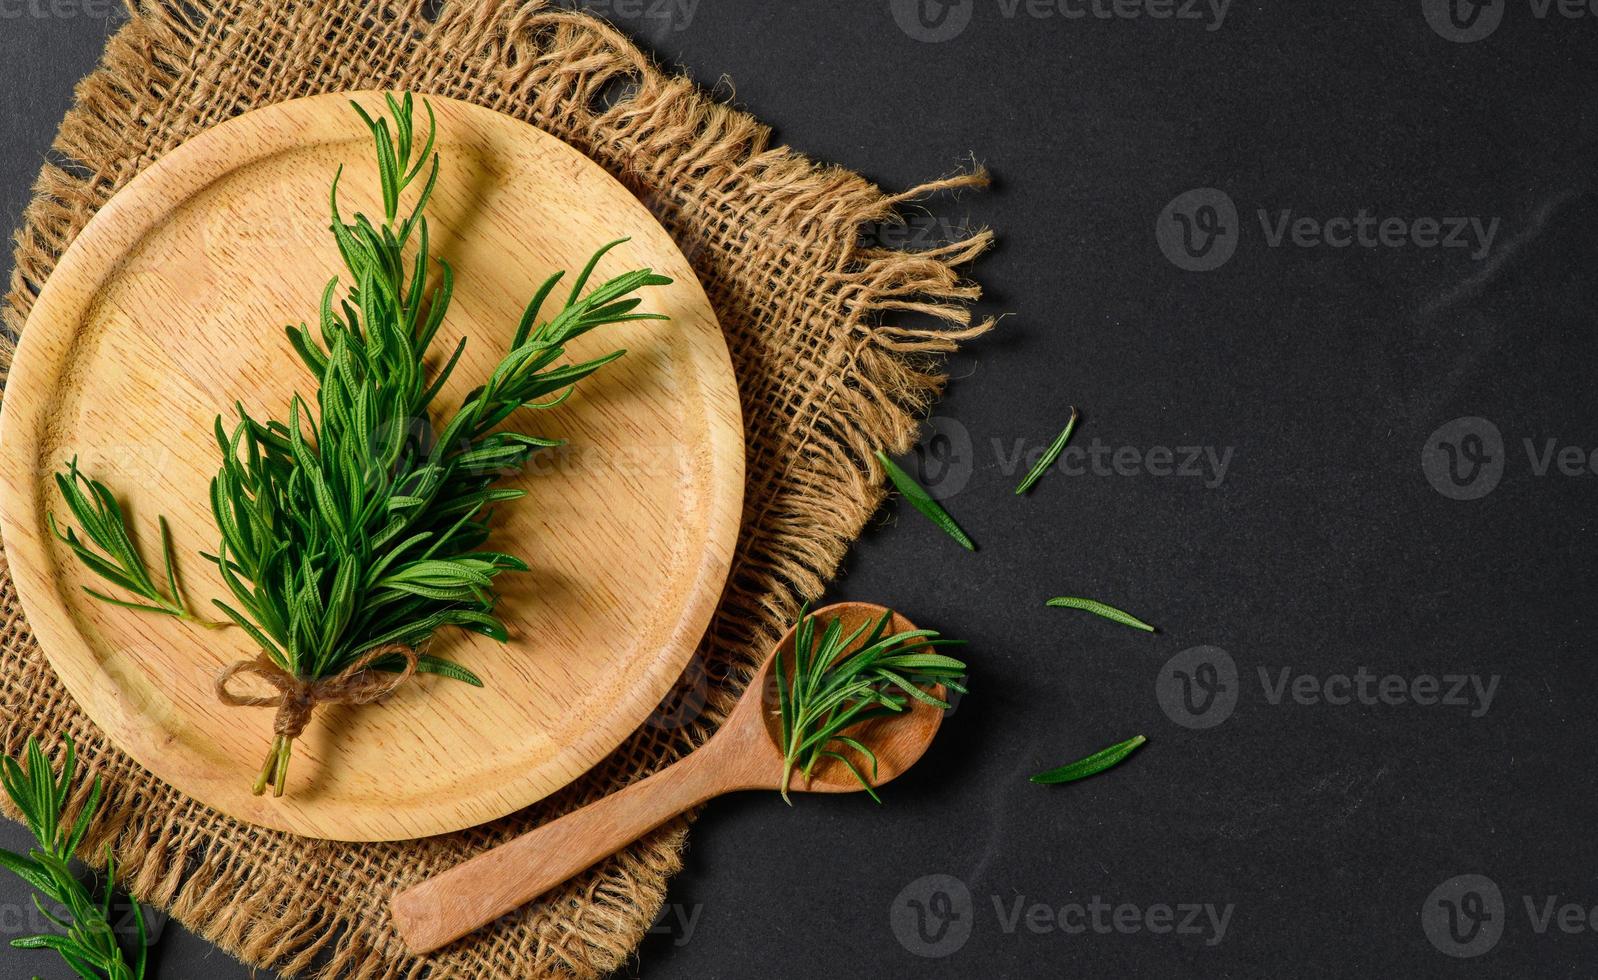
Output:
[214, 645, 419, 795]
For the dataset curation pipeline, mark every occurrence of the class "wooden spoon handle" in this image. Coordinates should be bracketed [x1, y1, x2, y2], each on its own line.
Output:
[391, 741, 739, 954]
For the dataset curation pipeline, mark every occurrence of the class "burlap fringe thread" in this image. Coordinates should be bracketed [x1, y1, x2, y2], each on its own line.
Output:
[0, 1, 993, 977]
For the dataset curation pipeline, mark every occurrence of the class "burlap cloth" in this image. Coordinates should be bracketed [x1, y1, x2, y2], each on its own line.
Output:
[0, 1, 991, 976]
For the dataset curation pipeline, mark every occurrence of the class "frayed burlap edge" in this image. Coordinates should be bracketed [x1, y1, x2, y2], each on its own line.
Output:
[0, 1, 993, 977]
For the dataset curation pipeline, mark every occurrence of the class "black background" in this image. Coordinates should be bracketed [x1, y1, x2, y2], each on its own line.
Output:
[3, 1, 1598, 977]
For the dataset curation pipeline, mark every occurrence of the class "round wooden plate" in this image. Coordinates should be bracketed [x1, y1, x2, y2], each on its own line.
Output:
[0, 93, 744, 841]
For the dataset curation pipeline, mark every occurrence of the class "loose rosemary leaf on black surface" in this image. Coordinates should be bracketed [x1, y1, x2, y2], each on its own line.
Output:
[1015, 406, 1079, 495]
[1031, 734, 1146, 785]
[1046, 596, 1157, 632]
[875, 450, 976, 551]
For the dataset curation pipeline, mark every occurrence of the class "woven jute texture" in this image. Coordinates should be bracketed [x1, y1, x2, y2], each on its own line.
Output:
[0, 1, 991, 976]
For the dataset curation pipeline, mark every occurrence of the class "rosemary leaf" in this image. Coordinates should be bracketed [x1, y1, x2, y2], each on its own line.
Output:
[1015, 406, 1079, 495]
[874, 450, 976, 551]
[1046, 596, 1157, 632]
[1031, 734, 1146, 784]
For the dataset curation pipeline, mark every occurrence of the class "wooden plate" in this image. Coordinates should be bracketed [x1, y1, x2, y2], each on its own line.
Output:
[0, 93, 744, 842]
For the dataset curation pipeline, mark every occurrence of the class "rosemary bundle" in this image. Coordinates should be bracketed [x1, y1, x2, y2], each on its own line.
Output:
[774, 606, 966, 803]
[51, 94, 671, 796]
[0, 734, 147, 980]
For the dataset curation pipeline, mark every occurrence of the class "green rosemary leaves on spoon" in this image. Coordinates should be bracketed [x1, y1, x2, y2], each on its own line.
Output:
[0, 734, 147, 980]
[51, 93, 671, 796]
[774, 605, 966, 804]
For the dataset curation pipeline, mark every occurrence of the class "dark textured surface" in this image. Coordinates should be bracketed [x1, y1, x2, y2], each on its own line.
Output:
[3, 1, 1597, 977]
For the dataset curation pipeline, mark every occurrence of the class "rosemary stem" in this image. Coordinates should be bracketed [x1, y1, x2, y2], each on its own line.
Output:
[274, 737, 293, 798]
[252, 737, 282, 797]
[179, 610, 229, 630]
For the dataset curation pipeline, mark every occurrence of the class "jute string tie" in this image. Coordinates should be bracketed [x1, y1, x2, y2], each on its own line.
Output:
[215, 644, 419, 740]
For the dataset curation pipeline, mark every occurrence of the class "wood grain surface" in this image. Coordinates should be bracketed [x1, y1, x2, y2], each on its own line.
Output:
[0, 92, 744, 842]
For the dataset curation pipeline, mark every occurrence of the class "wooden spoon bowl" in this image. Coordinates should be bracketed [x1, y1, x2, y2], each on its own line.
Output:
[753, 602, 945, 792]
[391, 602, 944, 954]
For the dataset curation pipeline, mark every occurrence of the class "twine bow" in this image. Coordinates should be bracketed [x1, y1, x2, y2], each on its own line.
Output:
[215, 645, 419, 797]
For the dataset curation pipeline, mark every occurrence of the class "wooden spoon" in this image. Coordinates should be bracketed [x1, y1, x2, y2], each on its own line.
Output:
[390, 602, 945, 954]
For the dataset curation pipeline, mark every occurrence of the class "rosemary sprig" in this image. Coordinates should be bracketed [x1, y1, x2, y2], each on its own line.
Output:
[1031, 734, 1146, 784]
[1015, 407, 1079, 495]
[53, 93, 672, 796]
[774, 605, 966, 804]
[874, 450, 975, 551]
[1046, 596, 1157, 632]
[0, 734, 147, 980]
[48, 459, 218, 628]
[206, 93, 669, 794]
